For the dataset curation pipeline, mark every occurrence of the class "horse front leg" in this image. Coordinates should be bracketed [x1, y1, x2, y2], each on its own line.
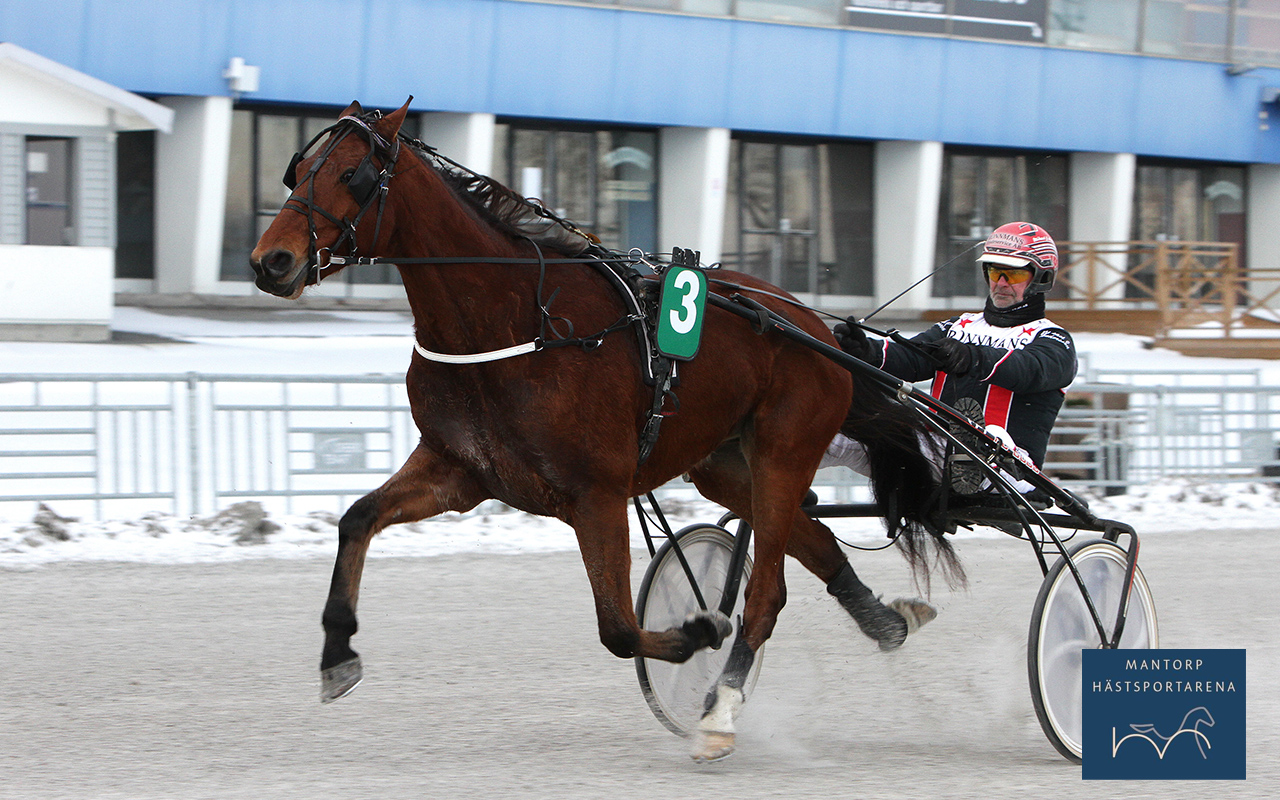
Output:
[688, 433, 824, 761]
[321, 443, 485, 702]
[569, 494, 731, 663]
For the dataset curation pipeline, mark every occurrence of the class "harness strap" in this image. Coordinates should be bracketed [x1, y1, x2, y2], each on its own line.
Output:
[413, 339, 539, 364]
[325, 255, 636, 266]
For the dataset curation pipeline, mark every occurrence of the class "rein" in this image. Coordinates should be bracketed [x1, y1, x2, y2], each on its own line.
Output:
[281, 111, 653, 364]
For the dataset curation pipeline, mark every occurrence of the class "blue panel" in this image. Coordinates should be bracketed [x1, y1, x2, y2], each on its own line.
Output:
[608, 13, 735, 127]
[834, 31, 946, 141]
[722, 22, 842, 135]
[224, 0, 366, 105]
[487, 2, 626, 121]
[1034, 50, 1142, 154]
[4, 0, 1280, 162]
[357, 0, 498, 113]
[82, 0, 229, 96]
[0, 0, 92, 72]
[939, 41, 1045, 147]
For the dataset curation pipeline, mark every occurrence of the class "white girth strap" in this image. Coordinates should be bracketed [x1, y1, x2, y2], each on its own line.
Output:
[413, 339, 539, 364]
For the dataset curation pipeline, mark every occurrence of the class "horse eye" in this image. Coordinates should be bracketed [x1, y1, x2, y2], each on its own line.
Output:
[339, 168, 356, 184]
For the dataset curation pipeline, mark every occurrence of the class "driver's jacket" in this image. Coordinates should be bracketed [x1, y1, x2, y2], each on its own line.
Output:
[866, 312, 1076, 467]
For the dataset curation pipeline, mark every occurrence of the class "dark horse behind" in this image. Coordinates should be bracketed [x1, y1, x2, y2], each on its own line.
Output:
[249, 100, 956, 761]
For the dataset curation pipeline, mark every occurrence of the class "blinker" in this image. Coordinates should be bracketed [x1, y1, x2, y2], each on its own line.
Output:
[282, 152, 303, 191]
[345, 154, 380, 207]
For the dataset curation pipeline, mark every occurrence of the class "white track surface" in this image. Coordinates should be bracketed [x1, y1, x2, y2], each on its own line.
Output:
[0, 530, 1274, 798]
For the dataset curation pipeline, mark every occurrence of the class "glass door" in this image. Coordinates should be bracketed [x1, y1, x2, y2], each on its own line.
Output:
[729, 141, 819, 294]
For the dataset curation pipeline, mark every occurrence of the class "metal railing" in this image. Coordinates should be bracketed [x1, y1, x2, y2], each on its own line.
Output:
[3, 370, 1279, 521]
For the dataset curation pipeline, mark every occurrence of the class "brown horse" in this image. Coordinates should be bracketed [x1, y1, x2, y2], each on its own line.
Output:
[250, 100, 948, 761]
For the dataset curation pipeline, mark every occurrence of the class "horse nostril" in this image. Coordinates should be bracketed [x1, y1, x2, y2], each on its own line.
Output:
[261, 249, 296, 279]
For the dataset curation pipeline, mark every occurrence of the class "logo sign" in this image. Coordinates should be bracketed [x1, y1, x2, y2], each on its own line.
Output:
[1083, 649, 1245, 780]
[656, 265, 708, 360]
[314, 432, 366, 473]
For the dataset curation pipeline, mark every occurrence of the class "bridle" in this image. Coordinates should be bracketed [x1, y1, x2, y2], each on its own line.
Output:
[281, 111, 401, 286]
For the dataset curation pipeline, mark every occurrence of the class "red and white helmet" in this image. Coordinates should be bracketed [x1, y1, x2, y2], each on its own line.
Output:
[979, 222, 1059, 294]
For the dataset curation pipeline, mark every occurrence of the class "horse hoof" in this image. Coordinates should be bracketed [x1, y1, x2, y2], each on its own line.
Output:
[887, 597, 937, 635]
[684, 609, 733, 650]
[320, 657, 363, 703]
[690, 730, 735, 763]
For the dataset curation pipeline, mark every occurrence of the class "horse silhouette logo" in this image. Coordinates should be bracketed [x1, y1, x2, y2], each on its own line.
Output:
[1112, 706, 1216, 759]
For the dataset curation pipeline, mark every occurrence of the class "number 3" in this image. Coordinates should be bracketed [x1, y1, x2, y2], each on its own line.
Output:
[669, 269, 701, 335]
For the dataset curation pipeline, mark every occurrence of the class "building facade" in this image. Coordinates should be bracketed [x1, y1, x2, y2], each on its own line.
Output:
[4, 0, 1280, 321]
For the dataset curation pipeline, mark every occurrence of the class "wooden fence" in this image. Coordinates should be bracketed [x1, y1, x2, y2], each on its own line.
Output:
[1050, 240, 1280, 336]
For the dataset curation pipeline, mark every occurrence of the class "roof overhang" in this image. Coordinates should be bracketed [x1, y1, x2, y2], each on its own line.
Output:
[0, 42, 173, 133]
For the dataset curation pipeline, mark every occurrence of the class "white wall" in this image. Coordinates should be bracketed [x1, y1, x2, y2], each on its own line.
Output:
[1069, 151, 1135, 301]
[417, 112, 496, 175]
[0, 244, 113, 338]
[873, 140, 943, 311]
[155, 96, 233, 294]
[658, 127, 730, 266]
[1247, 163, 1280, 315]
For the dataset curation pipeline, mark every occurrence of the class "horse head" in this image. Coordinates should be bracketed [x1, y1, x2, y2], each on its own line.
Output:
[250, 99, 412, 298]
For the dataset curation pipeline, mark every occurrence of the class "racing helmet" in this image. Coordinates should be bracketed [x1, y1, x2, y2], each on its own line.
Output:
[979, 222, 1059, 294]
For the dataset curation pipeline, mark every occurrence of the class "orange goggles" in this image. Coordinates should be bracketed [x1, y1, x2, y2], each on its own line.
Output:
[983, 265, 1034, 285]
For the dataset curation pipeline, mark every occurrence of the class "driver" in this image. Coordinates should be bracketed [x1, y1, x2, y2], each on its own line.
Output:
[821, 221, 1078, 650]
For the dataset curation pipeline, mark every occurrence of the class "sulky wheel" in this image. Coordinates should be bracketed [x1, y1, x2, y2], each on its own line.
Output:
[1027, 538, 1158, 763]
[634, 524, 762, 737]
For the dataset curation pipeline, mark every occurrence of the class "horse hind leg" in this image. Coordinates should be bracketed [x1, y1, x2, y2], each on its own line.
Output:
[321, 443, 485, 702]
[786, 510, 936, 651]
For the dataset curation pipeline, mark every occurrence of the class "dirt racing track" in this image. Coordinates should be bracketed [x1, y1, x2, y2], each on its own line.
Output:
[1, 528, 1275, 799]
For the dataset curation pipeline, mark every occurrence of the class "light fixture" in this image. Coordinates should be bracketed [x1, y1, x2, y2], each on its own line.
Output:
[223, 57, 260, 96]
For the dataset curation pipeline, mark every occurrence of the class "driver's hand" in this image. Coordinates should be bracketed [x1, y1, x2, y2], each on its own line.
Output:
[917, 337, 975, 375]
[833, 317, 875, 363]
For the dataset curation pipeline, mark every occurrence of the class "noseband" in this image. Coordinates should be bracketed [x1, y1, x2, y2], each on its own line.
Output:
[281, 112, 401, 285]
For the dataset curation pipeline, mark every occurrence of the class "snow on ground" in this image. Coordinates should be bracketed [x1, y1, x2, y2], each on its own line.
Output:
[2, 305, 1279, 568]
[3, 479, 1278, 568]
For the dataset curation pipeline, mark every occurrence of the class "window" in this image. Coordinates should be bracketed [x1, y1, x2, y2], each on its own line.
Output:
[221, 106, 418, 282]
[492, 123, 658, 254]
[116, 131, 155, 278]
[1129, 160, 1246, 297]
[721, 137, 874, 297]
[1133, 161, 1245, 243]
[935, 149, 1068, 298]
[25, 137, 73, 246]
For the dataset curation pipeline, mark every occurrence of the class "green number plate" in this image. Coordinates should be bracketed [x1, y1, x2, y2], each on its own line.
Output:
[656, 266, 707, 360]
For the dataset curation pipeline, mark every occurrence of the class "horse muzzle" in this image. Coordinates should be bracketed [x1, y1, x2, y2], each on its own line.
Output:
[250, 248, 310, 298]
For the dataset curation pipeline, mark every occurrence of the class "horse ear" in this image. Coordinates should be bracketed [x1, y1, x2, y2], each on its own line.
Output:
[374, 97, 413, 140]
[340, 101, 363, 119]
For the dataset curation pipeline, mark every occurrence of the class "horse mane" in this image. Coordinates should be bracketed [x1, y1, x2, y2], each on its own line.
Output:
[399, 135, 598, 256]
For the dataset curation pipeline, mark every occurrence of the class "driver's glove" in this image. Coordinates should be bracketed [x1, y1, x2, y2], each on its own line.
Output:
[917, 337, 975, 375]
[832, 318, 876, 363]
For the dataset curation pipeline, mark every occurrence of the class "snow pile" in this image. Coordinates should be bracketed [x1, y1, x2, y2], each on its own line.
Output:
[2, 481, 1277, 568]
[0, 500, 581, 567]
[1085, 479, 1280, 529]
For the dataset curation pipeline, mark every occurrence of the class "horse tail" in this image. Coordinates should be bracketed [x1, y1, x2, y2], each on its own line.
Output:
[841, 378, 966, 591]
